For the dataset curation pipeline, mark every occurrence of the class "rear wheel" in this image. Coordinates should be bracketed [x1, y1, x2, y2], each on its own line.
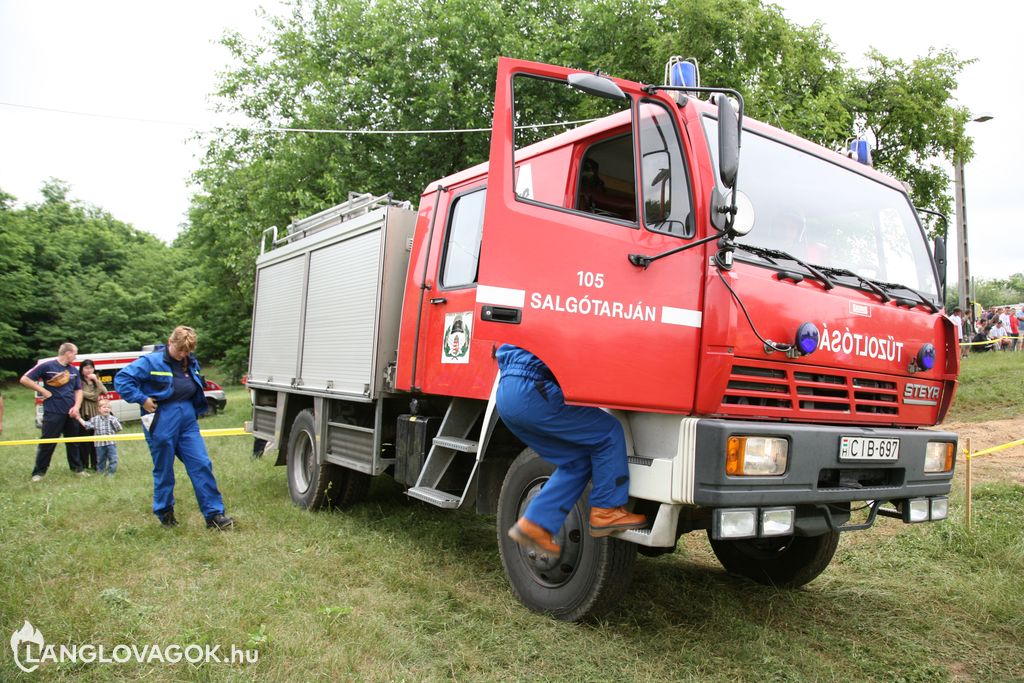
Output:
[496, 448, 637, 621]
[707, 530, 840, 588]
[286, 409, 370, 510]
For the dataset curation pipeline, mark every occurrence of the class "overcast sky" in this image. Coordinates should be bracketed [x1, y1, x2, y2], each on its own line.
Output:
[1, 0, 1018, 280]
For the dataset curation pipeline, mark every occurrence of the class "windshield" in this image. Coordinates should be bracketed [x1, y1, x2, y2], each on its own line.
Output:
[703, 117, 938, 300]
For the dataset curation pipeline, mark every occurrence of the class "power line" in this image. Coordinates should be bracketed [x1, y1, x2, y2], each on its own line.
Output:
[0, 100, 595, 135]
[0, 100, 195, 127]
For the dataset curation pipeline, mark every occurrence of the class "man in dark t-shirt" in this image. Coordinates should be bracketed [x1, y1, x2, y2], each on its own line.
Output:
[21, 342, 85, 480]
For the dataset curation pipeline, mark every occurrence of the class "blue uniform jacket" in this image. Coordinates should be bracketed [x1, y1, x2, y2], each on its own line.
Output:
[114, 347, 208, 418]
[495, 345, 557, 383]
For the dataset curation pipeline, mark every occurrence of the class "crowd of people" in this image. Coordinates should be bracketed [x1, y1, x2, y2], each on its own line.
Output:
[949, 305, 1023, 352]
[16, 327, 234, 531]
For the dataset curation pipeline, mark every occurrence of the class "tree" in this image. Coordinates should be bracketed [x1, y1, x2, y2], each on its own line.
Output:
[846, 49, 973, 234]
[182, 0, 972, 370]
[0, 181, 189, 378]
[0, 191, 35, 378]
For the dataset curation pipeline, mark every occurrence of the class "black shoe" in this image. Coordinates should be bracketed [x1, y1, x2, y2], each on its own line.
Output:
[206, 513, 234, 530]
[159, 508, 179, 528]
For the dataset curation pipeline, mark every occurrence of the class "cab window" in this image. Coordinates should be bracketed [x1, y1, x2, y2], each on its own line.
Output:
[512, 74, 635, 224]
[575, 134, 636, 221]
[638, 101, 693, 237]
[440, 188, 486, 288]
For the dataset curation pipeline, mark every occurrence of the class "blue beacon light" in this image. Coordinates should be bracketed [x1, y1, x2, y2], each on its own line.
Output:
[795, 322, 820, 355]
[849, 139, 872, 166]
[670, 60, 698, 88]
[666, 56, 700, 89]
[917, 344, 936, 371]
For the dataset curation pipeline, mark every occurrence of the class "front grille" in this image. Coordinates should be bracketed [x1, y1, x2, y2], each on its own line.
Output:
[817, 467, 904, 490]
[722, 363, 901, 419]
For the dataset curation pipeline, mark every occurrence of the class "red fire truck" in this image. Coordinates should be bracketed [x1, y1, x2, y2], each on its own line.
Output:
[247, 57, 958, 620]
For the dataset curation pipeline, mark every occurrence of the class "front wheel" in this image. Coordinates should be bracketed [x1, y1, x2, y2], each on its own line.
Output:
[707, 530, 840, 588]
[496, 448, 637, 622]
[286, 409, 370, 510]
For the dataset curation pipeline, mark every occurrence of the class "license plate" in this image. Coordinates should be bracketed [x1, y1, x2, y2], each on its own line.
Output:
[839, 436, 899, 461]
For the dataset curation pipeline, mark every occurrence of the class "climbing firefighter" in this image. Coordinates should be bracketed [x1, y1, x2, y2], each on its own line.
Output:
[495, 344, 647, 557]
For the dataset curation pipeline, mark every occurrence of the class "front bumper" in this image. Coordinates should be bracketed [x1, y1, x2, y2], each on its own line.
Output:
[692, 419, 956, 507]
[627, 417, 956, 508]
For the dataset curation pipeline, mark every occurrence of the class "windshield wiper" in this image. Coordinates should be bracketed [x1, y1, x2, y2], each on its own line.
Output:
[872, 280, 939, 313]
[733, 243, 835, 290]
[815, 266, 891, 303]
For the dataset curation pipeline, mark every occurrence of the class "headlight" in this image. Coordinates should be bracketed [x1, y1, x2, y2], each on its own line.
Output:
[713, 509, 758, 539]
[906, 498, 930, 523]
[924, 442, 955, 473]
[726, 436, 788, 476]
[930, 497, 949, 521]
[760, 508, 795, 536]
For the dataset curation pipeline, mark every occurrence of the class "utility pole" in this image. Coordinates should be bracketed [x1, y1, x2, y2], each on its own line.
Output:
[954, 114, 993, 330]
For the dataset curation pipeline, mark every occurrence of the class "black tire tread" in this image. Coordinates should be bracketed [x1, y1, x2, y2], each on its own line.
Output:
[324, 466, 371, 508]
[708, 529, 840, 588]
[497, 448, 637, 622]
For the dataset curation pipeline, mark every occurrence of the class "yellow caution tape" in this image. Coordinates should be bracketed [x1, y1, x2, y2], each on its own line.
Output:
[965, 438, 1024, 460]
[959, 334, 1023, 347]
[0, 427, 249, 447]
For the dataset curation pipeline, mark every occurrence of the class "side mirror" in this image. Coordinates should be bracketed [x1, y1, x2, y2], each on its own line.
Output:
[933, 236, 947, 299]
[917, 208, 949, 305]
[717, 95, 740, 189]
[567, 72, 627, 101]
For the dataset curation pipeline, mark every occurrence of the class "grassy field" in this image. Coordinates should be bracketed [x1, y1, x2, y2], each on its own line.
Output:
[945, 350, 1024, 422]
[1, 373, 1022, 681]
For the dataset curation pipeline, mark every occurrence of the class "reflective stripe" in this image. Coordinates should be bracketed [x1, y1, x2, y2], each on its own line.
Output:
[477, 285, 526, 308]
[150, 371, 172, 376]
[660, 306, 702, 328]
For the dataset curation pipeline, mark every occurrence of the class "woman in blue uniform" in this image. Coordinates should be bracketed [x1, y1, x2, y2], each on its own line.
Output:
[115, 326, 233, 530]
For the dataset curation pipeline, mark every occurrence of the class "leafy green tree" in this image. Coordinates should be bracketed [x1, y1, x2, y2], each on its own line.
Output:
[0, 181, 190, 378]
[182, 0, 973, 370]
[0, 191, 35, 378]
[973, 274, 1024, 309]
[846, 49, 973, 234]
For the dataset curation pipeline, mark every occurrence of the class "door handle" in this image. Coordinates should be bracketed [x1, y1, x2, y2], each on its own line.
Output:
[481, 306, 522, 324]
[429, 297, 447, 304]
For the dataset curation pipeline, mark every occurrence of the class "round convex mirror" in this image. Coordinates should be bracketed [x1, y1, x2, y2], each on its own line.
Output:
[728, 191, 755, 236]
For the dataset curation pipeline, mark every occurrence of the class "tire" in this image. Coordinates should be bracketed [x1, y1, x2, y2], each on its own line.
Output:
[204, 398, 218, 416]
[286, 409, 370, 510]
[707, 529, 840, 588]
[496, 448, 637, 622]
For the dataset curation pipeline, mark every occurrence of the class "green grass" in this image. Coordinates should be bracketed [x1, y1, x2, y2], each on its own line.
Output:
[1, 385, 1022, 681]
[946, 351, 1024, 422]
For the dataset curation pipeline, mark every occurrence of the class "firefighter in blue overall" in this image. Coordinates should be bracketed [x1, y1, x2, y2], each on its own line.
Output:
[115, 326, 233, 530]
[495, 344, 646, 556]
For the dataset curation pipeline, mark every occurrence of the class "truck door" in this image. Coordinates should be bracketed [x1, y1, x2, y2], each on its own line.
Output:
[412, 183, 497, 398]
[475, 58, 706, 413]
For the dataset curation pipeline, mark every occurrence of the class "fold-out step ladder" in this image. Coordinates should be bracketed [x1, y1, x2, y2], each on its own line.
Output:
[406, 398, 485, 509]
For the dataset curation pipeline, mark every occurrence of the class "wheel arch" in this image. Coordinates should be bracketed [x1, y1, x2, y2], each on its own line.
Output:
[473, 371, 525, 514]
[274, 392, 314, 466]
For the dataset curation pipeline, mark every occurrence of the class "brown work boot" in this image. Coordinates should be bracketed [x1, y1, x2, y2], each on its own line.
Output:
[589, 506, 647, 537]
[508, 517, 560, 556]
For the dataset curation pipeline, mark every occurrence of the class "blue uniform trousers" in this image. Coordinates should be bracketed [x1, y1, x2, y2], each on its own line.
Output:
[497, 375, 630, 536]
[144, 399, 224, 519]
